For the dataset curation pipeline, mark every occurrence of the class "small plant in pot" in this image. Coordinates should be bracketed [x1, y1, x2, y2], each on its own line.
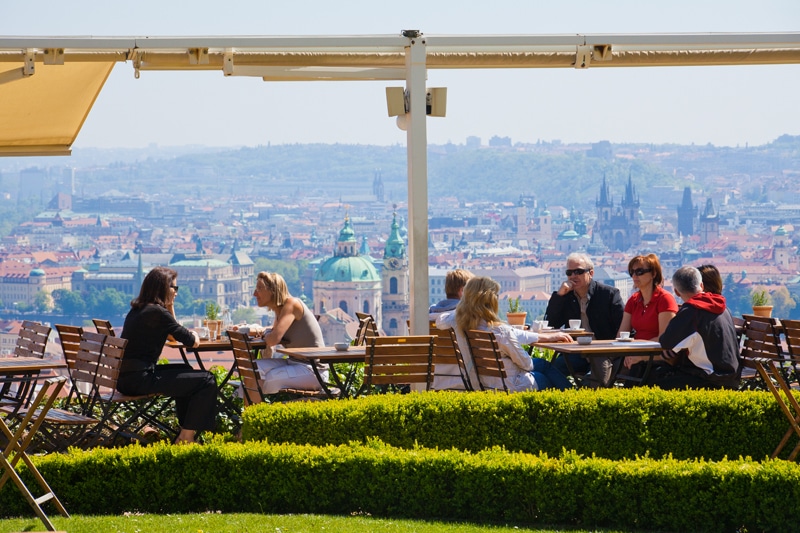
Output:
[751, 288, 773, 318]
[506, 295, 527, 326]
[204, 301, 223, 338]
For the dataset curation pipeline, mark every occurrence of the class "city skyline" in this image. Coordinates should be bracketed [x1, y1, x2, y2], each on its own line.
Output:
[1, 0, 799, 152]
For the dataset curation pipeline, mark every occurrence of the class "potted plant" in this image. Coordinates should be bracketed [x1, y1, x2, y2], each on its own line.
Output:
[506, 295, 527, 327]
[204, 301, 223, 338]
[751, 289, 773, 318]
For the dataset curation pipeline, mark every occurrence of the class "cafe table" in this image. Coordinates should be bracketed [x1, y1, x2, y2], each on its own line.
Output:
[274, 345, 367, 399]
[532, 339, 663, 387]
[0, 357, 70, 531]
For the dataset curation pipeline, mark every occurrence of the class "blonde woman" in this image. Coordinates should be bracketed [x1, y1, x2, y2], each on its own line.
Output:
[248, 271, 326, 393]
[437, 276, 574, 391]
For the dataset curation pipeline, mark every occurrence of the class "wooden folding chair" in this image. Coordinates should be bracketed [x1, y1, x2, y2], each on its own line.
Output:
[228, 331, 268, 406]
[465, 329, 509, 393]
[92, 318, 116, 337]
[740, 317, 786, 389]
[778, 318, 800, 387]
[363, 335, 435, 393]
[228, 331, 332, 403]
[0, 321, 52, 410]
[13, 321, 51, 358]
[0, 376, 70, 529]
[92, 334, 178, 444]
[429, 321, 473, 391]
[355, 312, 379, 345]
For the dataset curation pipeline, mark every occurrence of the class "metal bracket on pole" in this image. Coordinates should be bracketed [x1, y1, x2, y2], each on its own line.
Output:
[189, 47, 209, 65]
[43, 48, 64, 65]
[223, 49, 234, 76]
[575, 45, 591, 69]
[23, 49, 35, 76]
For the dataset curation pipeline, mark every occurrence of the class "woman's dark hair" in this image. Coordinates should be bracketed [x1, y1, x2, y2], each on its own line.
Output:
[698, 264, 723, 295]
[131, 266, 177, 310]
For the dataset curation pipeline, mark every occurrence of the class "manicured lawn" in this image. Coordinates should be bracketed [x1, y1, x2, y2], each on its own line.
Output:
[0, 512, 627, 532]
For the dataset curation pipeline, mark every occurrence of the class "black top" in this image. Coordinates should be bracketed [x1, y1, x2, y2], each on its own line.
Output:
[120, 304, 195, 366]
[544, 279, 624, 340]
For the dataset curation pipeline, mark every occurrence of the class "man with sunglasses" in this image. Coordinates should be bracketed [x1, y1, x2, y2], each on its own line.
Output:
[544, 252, 625, 387]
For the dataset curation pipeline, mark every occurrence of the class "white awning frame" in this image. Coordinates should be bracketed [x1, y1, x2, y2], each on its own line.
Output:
[2, 31, 800, 332]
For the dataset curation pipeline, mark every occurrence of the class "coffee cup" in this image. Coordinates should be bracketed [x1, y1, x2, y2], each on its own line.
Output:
[619, 331, 631, 340]
[577, 336, 592, 345]
[568, 319, 582, 330]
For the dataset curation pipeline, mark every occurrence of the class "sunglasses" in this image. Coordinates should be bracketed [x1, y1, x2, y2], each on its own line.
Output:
[565, 268, 589, 276]
[170, 284, 179, 291]
[629, 268, 652, 277]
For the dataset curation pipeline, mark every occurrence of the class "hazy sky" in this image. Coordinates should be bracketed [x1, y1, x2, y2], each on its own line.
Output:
[3, 0, 799, 149]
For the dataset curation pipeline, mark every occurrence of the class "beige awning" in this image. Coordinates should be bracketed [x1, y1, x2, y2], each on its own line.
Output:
[0, 60, 114, 156]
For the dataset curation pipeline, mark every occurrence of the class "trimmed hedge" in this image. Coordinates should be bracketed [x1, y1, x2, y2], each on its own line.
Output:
[242, 388, 788, 460]
[2, 440, 799, 532]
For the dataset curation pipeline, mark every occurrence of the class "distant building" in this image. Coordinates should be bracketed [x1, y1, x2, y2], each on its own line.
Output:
[677, 186, 698, 237]
[594, 174, 641, 252]
[0, 266, 73, 308]
[698, 197, 719, 245]
[381, 211, 409, 335]
[313, 214, 383, 327]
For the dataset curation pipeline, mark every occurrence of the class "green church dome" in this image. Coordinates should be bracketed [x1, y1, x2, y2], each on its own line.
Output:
[314, 255, 380, 283]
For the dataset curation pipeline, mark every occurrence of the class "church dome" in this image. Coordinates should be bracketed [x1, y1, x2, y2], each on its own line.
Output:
[314, 255, 380, 283]
[29, 268, 46, 277]
[775, 225, 788, 236]
[557, 229, 579, 240]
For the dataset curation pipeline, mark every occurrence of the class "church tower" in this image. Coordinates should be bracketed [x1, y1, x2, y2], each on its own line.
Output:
[372, 169, 385, 202]
[381, 209, 409, 335]
[594, 173, 641, 251]
[698, 197, 719, 245]
[677, 186, 698, 237]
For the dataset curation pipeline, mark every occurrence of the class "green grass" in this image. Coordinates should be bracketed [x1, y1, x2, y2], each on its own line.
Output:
[0, 513, 628, 533]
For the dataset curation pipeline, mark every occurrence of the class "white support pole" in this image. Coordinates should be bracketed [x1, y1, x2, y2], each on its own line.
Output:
[404, 36, 430, 336]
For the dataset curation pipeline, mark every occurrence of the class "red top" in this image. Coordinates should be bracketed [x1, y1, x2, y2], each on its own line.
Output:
[624, 286, 679, 340]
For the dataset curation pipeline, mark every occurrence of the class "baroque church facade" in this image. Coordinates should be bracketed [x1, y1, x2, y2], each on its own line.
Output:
[312, 211, 409, 337]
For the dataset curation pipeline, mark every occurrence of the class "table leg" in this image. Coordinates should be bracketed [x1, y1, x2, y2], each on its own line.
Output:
[0, 377, 69, 531]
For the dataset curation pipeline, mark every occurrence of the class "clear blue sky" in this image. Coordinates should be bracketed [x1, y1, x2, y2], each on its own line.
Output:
[2, 0, 799, 148]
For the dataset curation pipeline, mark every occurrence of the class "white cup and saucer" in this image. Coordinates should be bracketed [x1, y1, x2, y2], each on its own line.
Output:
[617, 331, 633, 342]
[567, 319, 582, 331]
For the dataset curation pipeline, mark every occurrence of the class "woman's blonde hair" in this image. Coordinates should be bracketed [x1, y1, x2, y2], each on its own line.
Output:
[256, 271, 291, 306]
[455, 276, 502, 332]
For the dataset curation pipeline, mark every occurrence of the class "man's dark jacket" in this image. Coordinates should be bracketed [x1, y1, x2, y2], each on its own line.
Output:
[544, 280, 624, 340]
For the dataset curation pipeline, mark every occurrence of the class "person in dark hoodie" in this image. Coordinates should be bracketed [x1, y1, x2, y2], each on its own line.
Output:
[647, 265, 740, 390]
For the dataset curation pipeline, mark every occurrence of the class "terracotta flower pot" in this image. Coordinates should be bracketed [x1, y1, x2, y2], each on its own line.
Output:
[506, 311, 527, 326]
[752, 305, 773, 318]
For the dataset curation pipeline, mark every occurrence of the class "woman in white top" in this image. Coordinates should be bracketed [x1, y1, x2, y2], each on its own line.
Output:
[248, 271, 327, 394]
[437, 276, 574, 392]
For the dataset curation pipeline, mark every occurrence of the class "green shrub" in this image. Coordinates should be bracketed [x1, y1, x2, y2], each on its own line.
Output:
[242, 388, 785, 460]
[3, 439, 800, 532]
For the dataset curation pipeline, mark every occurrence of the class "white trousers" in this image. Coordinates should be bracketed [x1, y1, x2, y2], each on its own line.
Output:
[255, 358, 326, 394]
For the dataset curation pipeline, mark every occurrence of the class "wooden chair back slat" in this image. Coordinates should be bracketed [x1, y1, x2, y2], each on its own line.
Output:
[365, 335, 435, 391]
[92, 318, 116, 337]
[465, 329, 508, 393]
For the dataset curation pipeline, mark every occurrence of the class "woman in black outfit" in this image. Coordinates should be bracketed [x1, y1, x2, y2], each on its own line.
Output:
[118, 266, 217, 444]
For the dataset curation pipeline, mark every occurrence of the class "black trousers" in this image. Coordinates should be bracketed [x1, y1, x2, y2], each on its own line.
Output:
[117, 363, 217, 432]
